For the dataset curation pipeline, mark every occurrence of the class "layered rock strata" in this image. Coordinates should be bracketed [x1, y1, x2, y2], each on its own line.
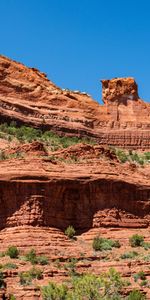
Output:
[0, 55, 150, 149]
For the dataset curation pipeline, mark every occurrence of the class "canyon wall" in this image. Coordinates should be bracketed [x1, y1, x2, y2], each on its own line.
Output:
[0, 158, 150, 231]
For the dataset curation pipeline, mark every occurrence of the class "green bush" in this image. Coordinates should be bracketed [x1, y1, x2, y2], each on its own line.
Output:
[6, 246, 19, 259]
[127, 289, 146, 300]
[93, 237, 121, 251]
[120, 251, 138, 260]
[65, 225, 76, 239]
[129, 234, 144, 247]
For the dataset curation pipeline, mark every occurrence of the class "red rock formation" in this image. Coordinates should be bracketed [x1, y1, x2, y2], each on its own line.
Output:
[0, 55, 150, 299]
[0, 55, 150, 149]
[0, 152, 149, 231]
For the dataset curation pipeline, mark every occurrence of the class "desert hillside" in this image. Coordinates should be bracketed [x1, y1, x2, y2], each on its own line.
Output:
[0, 56, 150, 299]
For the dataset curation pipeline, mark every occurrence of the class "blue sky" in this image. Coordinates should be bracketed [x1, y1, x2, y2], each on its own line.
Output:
[0, 0, 150, 103]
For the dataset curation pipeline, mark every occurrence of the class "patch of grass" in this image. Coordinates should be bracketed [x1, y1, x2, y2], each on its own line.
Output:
[93, 237, 121, 251]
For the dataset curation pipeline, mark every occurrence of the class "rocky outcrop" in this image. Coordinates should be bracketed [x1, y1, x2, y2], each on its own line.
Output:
[0, 55, 150, 149]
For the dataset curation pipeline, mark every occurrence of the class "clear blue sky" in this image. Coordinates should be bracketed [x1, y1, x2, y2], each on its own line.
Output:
[0, 0, 150, 103]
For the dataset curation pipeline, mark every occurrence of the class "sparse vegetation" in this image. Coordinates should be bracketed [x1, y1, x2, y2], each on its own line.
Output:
[93, 236, 121, 251]
[65, 225, 76, 239]
[0, 122, 94, 152]
[41, 268, 135, 299]
[23, 249, 49, 265]
[6, 246, 19, 259]
[113, 147, 150, 165]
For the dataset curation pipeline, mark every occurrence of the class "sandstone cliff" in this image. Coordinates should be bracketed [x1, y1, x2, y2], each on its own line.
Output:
[0, 55, 150, 149]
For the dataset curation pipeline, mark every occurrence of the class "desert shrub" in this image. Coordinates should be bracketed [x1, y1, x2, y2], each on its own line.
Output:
[37, 255, 49, 265]
[25, 249, 38, 264]
[142, 241, 150, 250]
[19, 267, 43, 286]
[133, 271, 146, 282]
[19, 271, 32, 286]
[0, 151, 7, 160]
[65, 258, 78, 277]
[42, 282, 68, 300]
[115, 149, 128, 163]
[127, 289, 146, 300]
[6, 246, 19, 259]
[0, 252, 5, 258]
[144, 152, 150, 161]
[9, 295, 16, 300]
[24, 249, 48, 265]
[65, 225, 76, 239]
[129, 234, 144, 247]
[29, 267, 43, 280]
[93, 237, 120, 251]
[143, 254, 150, 261]
[120, 251, 138, 259]
[140, 280, 148, 287]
